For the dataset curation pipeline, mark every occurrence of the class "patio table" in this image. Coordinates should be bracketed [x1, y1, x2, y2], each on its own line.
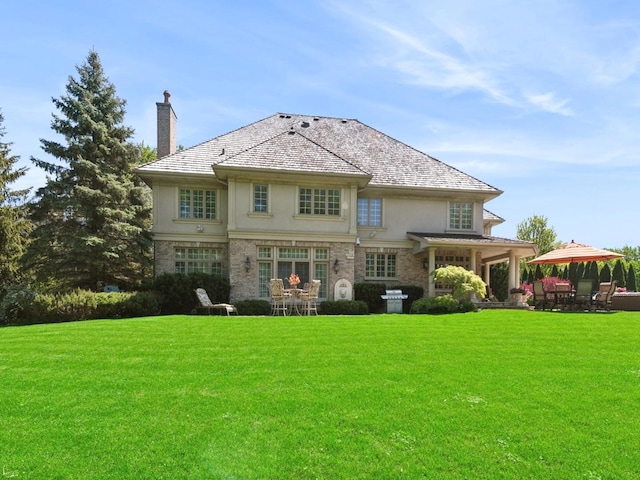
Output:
[284, 288, 307, 315]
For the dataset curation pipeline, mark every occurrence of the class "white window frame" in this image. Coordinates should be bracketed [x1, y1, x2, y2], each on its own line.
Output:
[252, 184, 269, 214]
[299, 187, 341, 216]
[357, 198, 382, 227]
[365, 253, 396, 279]
[179, 188, 217, 220]
[174, 247, 223, 275]
[448, 202, 473, 231]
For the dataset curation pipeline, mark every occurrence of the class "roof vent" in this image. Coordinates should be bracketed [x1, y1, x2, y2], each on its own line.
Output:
[313, 117, 319, 121]
[301, 121, 310, 128]
[279, 114, 286, 118]
[288, 129, 295, 135]
[341, 119, 348, 123]
[285, 115, 292, 118]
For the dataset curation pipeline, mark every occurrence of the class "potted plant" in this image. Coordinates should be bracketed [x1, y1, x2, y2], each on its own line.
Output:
[510, 287, 526, 305]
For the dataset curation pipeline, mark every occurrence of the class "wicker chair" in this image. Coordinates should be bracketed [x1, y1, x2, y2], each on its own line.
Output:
[269, 279, 290, 316]
[299, 280, 321, 315]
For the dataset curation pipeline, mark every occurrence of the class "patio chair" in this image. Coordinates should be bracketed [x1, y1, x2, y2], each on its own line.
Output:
[532, 281, 553, 310]
[299, 279, 321, 315]
[572, 279, 595, 311]
[194, 288, 238, 316]
[269, 279, 290, 316]
[593, 280, 617, 311]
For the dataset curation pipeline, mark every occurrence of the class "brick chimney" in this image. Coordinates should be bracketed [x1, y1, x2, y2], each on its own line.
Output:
[156, 90, 177, 159]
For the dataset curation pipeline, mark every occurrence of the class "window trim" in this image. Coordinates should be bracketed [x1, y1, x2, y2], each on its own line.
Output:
[298, 187, 342, 217]
[174, 247, 224, 275]
[357, 197, 382, 227]
[251, 183, 271, 215]
[447, 201, 474, 231]
[364, 252, 397, 279]
[177, 187, 218, 221]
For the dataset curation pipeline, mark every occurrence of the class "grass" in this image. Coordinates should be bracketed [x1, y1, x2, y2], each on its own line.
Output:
[2, 310, 640, 479]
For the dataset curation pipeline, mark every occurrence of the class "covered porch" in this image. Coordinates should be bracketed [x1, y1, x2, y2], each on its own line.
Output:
[407, 232, 538, 297]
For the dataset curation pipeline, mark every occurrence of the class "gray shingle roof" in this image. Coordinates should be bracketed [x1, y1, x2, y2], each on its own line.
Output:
[136, 113, 501, 193]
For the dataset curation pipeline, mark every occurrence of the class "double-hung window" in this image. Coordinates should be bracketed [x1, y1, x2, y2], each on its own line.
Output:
[449, 202, 473, 230]
[179, 188, 216, 219]
[299, 188, 340, 216]
[357, 198, 382, 226]
[253, 184, 268, 213]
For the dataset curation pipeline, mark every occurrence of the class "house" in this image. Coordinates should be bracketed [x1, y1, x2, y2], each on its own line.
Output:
[135, 92, 536, 303]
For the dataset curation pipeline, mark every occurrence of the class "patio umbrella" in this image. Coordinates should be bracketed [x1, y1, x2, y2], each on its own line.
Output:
[527, 240, 624, 265]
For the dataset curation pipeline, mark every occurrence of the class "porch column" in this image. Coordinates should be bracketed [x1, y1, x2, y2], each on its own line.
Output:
[469, 249, 477, 274]
[428, 247, 436, 297]
[508, 250, 517, 291]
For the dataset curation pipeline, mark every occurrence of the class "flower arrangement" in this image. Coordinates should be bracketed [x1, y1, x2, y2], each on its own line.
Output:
[288, 273, 300, 288]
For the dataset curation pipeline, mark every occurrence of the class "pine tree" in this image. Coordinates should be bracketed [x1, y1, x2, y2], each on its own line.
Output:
[25, 50, 152, 291]
[0, 110, 31, 286]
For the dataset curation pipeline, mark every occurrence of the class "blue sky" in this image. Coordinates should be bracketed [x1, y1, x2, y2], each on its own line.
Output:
[3, 0, 640, 249]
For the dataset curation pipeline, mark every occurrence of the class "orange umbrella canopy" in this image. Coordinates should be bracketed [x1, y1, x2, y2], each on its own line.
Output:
[527, 240, 624, 265]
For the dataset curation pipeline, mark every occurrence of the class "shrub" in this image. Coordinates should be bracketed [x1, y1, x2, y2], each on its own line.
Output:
[395, 285, 425, 313]
[0, 284, 37, 325]
[319, 300, 369, 315]
[4, 290, 161, 326]
[354, 283, 386, 313]
[411, 294, 461, 314]
[152, 273, 230, 314]
[434, 266, 486, 301]
[234, 299, 271, 316]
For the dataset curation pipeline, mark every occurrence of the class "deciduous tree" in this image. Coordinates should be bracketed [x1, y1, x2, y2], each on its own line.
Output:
[516, 215, 560, 256]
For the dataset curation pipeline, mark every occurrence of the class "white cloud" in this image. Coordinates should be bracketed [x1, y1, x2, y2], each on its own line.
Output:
[525, 92, 573, 116]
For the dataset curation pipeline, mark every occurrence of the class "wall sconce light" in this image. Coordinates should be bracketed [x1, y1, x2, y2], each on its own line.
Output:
[333, 259, 340, 274]
[423, 259, 429, 270]
[355, 237, 361, 246]
[196, 224, 204, 233]
[244, 256, 251, 272]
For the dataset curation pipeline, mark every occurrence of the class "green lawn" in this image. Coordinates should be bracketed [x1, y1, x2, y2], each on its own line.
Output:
[2, 310, 640, 479]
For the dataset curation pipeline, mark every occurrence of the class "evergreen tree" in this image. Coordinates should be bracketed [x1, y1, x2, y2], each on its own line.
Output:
[25, 50, 152, 291]
[576, 263, 585, 281]
[534, 264, 543, 280]
[600, 264, 611, 282]
[587, 261, 599, 284]
[612, 259, 625, 288]
[627, 264, 637, 292]
[550, 264, 559, 277]
[0, 110, 31, 286]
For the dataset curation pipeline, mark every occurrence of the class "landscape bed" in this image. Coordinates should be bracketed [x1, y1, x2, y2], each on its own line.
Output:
[2, 310, 640, 479]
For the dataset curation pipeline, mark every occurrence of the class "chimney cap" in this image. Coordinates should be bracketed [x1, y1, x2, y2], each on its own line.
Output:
[163, 90, 171, 103]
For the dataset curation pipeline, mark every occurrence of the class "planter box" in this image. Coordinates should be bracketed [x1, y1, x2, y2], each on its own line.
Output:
[612, 292, 640, 311]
